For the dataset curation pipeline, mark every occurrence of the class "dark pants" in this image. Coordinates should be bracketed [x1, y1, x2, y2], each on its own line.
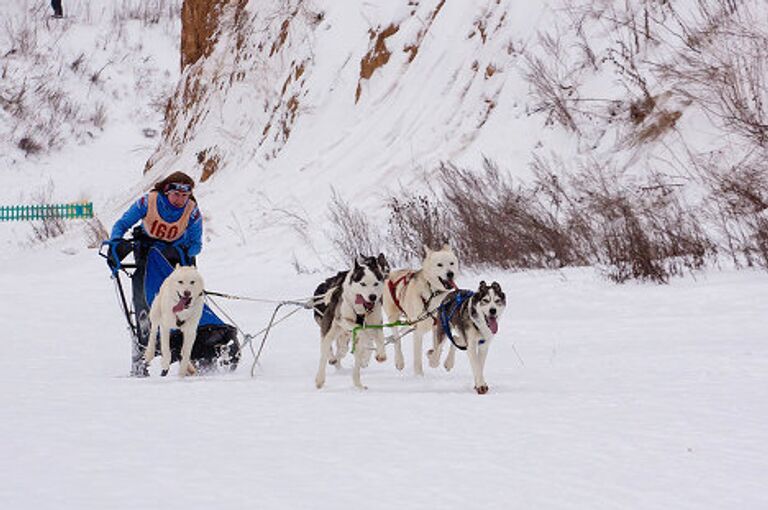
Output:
[51, 0, 63, 16]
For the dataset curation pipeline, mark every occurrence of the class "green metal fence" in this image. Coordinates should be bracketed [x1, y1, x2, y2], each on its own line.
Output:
[0, 202, 94, 221]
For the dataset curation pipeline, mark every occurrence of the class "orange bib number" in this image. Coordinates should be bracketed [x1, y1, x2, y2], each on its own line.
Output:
[149, 220, 179, 241]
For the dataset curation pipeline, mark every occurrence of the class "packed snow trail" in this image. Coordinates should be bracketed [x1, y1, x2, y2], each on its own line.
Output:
[1, 244, 766, 509]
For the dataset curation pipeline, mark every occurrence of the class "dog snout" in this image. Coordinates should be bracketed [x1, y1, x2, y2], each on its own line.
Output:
[183, 290, 192, 297]
[489, 308, 497, 316]
[368, 294, 377, 302]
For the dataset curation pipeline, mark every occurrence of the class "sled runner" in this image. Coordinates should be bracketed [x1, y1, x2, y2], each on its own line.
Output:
[100, 228, 240, 376]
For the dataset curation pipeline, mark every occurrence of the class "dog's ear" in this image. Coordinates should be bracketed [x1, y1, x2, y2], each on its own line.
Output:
[441, 240, 451, 252]
[175, 263, 181, 270]
[479, 280, 487, 290]
[491, 281, 502, 292]
[377, 253, 390, 273]
[354, 255, 364, 269]
[424, 246, 433, 257]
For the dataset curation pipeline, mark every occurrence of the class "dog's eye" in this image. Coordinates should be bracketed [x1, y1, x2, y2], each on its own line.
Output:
[360, 282, 367, 287]
[373, 281, 379, 286]
[437, 263, 443, 267]
[450, 262, 455, 266]
[190, 280, 195, 285]
[178, 280, 183, 284]
[482, 298, 491, 304]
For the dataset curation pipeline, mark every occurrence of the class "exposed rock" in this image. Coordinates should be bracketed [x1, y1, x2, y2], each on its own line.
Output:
[181, 0, 227, 69]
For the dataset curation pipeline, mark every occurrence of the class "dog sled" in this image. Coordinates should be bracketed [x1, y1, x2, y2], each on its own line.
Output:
[100, 228, 241, 376]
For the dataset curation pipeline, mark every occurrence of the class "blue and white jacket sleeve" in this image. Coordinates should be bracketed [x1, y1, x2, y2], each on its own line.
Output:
[176, 207, 203, 258]
[110, 196, 148, 239]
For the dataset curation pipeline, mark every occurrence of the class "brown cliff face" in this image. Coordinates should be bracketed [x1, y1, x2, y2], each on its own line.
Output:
[147, 0, 238, 180]
[180, 0, 227, 69]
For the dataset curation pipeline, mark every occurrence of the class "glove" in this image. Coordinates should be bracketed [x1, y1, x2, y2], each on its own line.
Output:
[105, 238, 124, 275]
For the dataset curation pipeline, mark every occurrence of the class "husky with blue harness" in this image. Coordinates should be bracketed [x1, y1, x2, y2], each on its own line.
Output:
[428, 281, 506, 394]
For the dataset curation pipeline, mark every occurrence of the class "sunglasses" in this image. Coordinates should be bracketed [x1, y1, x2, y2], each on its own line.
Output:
[165, 182, 192, 193]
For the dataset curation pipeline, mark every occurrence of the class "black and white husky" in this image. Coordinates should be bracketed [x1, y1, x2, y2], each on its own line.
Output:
[313, 253, 390, 390]
[428, 281, 506, 394]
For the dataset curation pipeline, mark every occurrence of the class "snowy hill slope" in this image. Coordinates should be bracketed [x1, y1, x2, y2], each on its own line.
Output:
[3, 0, 766, 272]
[0, 0, 181, 252]
[146, 1, 557, 228]
[136, 0, 768, 271]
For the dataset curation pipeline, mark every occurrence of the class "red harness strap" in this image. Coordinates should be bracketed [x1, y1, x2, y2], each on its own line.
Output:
[387, 272, 414, 316]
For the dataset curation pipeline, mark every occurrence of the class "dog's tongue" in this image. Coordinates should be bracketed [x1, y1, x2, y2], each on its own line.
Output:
[355, 295, 374, 311]
[173, 296, 192, 313]
[487, 316, 498, 334]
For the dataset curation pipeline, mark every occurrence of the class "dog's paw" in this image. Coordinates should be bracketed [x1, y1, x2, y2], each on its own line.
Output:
[375, 354, 387, 363]
[160, 368, 169, 377]
[395, 359, 404, 371]
[328, 358, 338, 366]
[475, 385, 489, 395]
[186, 363, 197, 376]
[315, 377, 325, 389]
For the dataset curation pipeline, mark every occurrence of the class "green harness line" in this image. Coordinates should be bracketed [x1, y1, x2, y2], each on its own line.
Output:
[350, 291, 446, 353]
[351, 320, 409, 353]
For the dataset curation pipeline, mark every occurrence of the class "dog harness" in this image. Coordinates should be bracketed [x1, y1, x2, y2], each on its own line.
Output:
[438, 290, 484, 350]
[388, 272, 442, 324]
[387, 272, 415, 315]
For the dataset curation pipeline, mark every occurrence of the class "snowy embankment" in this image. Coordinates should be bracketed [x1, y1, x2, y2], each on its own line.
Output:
[1, 238, 766, 510]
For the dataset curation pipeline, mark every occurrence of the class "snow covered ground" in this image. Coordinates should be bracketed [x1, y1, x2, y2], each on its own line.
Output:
[1, 239, 766, 509]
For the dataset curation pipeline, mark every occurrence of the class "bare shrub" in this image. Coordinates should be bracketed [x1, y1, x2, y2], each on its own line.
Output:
[28, 182, 66, 243]
[112, 0, 182, 26]
[423, 157, 713, 281]
[3, 17, 39, 56]
[31, 215, 66, 243]
[653, 0, 768, 147]
[437, 159, 579, 269]
[18, 136, 42, 155]
[84, 217, 109, 249]
[386, 192, 451, 265]
[90, 102, 108, 130]
[697, 153, 768, 268]
[523, 31, 580, 132]
[566, 163, 715, 283]
[327, 189, 381, 263]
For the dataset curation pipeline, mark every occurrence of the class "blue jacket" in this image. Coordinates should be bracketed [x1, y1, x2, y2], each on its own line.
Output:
[111, 193, 203, 257]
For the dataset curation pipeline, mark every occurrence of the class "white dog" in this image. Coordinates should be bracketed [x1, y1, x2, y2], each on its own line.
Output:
[382, 244, 459, 375]
[428, 281, 506, 394]
[144, 264, 205, 377]
[313, 254, 389, 390]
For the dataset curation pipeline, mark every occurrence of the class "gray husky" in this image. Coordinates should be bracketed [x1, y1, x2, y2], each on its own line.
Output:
[428, 281, 506, 394]
[313, 254, 390, 389]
